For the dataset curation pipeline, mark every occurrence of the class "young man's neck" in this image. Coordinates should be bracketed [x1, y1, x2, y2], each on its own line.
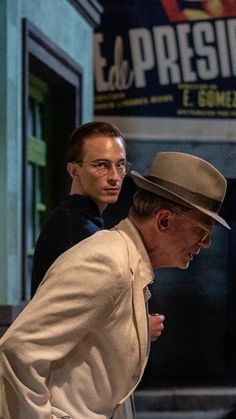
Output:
[69, 189, 107, 214]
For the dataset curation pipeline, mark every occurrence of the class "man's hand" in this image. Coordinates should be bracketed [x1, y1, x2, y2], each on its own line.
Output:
[149, 314, 165, 342]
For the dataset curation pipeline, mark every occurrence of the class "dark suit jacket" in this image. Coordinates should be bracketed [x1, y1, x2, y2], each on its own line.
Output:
[31, 194, 104, 296]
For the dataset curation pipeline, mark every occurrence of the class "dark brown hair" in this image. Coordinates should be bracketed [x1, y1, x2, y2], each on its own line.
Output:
[67, 121, 125, 162]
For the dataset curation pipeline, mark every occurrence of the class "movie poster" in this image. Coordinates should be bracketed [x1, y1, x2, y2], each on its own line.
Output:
[94, 1, 236, 139]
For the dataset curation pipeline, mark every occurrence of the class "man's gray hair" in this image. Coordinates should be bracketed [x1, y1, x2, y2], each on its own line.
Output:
[129, 188, 185, 218]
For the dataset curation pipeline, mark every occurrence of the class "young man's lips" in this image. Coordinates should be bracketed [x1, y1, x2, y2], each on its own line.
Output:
[105, 188, 120, 193]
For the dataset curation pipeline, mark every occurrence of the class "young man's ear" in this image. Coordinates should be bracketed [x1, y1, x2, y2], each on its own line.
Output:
[67, 162, 79, 179]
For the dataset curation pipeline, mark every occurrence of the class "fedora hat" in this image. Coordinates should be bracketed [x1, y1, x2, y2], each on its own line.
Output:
[131, 152, 230, 229]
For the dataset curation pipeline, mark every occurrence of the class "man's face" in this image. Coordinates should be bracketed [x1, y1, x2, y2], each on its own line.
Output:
[164, 209, 214, 270]
[149, 208, 214, 269]
[71, 135, 126, 212]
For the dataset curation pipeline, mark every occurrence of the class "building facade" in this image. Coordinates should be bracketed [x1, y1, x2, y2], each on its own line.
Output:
[0, 0, 102, 333]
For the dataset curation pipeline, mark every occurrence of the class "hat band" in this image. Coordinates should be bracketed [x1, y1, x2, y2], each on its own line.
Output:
[147, 176, 222, 212]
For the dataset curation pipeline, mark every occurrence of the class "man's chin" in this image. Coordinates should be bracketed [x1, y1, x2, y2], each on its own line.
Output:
[106, 196, 119, 204]
[179, 261, 190, 270]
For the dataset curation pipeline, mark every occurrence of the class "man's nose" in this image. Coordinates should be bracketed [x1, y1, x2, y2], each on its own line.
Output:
[107, 164, 121, 180]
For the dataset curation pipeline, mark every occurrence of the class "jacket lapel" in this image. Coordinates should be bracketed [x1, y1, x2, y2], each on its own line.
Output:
[113, 219, 154, 385]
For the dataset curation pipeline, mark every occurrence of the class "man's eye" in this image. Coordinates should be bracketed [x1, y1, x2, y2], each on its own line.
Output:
[196, 227, 207, 236]
[96, 161, 108, 169]
[117, 161, 126, 168]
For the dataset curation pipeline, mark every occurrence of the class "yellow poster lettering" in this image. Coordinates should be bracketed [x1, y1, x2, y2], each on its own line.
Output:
[198, 90, 236, 108]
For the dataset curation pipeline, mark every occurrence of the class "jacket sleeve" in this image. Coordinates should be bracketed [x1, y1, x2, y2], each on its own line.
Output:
[0, 234, 129, 419]
[31, 208, 73, 297]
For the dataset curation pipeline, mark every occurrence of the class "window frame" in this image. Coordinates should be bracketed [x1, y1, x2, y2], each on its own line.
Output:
[22, 18, 83, 299]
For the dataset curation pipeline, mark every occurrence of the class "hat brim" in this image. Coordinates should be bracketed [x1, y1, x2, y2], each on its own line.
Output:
[131, 170, 230, 230]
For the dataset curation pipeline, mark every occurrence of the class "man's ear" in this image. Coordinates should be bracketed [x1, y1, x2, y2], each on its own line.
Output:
[156, 210, 171, 231]
[160, 218, 169, 228]
[67, 162, 78, 179]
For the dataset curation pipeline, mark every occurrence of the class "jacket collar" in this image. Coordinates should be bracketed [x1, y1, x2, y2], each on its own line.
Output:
[113, 217, 154, 287]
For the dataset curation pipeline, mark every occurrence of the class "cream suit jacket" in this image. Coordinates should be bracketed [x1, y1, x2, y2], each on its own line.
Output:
[0, 218, 154, 419]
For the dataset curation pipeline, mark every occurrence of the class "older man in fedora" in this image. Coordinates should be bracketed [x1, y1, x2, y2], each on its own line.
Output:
[0, 152, 230, 419]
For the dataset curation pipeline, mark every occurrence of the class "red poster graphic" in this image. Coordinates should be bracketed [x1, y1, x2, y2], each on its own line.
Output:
[161, 0, 236, 22]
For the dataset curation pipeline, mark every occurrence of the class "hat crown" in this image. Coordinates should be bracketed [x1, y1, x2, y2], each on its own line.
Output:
[131, 151, 230, 229]
[150, 152, 226, 203]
